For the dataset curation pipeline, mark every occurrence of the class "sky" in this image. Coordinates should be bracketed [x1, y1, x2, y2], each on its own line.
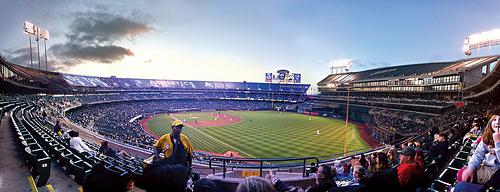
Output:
[0, 0, 499, 92]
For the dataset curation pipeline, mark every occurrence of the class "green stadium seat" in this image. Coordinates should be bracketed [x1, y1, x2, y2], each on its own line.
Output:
[70, 159, 93, 185]
[448, 158, 466, 169]
[24, 146, 51, 186]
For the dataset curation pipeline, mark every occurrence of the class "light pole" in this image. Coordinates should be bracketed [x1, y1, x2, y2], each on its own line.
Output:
[29, 35, 33, 68]
[343, 68, 350, 157]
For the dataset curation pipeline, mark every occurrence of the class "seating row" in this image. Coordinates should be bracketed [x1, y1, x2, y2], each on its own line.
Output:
[21, 105, 146, 188]
[428, 139, 475, 191]
[10, 104, 51, 186]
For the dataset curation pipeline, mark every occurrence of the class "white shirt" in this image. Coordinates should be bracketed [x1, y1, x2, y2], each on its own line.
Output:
[69, 137, 92, 153]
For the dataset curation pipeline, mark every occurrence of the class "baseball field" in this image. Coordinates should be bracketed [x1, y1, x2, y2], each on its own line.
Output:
[142, 111, 373, 158]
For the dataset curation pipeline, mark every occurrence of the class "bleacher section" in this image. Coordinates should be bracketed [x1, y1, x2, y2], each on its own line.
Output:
[10, 103, 52, 186]
[5, 100, 148, 190]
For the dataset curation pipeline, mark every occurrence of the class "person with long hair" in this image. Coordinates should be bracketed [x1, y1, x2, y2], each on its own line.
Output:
[374, 152, 390, 172]
[456, 114, 500, 191]
[386, 148, 399, 167]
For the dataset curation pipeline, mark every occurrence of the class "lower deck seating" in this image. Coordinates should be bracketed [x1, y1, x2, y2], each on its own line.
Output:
[10, 104, 51, 186]
[13, 104, 145, 188]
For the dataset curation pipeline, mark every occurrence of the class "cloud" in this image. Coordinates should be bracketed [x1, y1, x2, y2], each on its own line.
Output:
[3, 11, 149, 71]
[67, 13, 150, 45]
[48, 11, 150, 68]
[4, 48, 33, 67]
[50, 43, 134, 64]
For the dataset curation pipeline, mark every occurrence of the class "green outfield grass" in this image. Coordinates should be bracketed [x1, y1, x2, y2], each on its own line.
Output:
[147, 111, 370, 158]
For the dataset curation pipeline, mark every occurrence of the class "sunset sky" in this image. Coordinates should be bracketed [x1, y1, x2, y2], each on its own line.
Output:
[1, 0, 499, 89]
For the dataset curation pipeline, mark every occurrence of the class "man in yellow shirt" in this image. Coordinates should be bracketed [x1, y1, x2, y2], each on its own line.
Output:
[153, 120, 193, 169]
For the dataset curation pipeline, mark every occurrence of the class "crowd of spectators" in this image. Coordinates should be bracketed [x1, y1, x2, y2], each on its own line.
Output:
[66, 99, 291, 150]
[309, 95, 453, 114]
[320, 95, 454, 107]
[372, 109, 430, 136]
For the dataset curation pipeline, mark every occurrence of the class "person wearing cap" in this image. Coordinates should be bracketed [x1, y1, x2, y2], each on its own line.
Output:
[397, 147, 425, 191]
[153, 120, 193, 169]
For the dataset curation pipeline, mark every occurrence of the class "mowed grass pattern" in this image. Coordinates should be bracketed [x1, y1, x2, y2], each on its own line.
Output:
[147, 111, 369, 158]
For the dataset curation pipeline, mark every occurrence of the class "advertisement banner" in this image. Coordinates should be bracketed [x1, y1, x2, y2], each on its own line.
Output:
[265, 73, 272, 82]
[293, 74, 301, 83]
[278, 73, 286, 81]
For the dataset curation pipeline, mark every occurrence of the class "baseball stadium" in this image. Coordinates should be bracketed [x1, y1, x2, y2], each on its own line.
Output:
[1, 1, 500, 192]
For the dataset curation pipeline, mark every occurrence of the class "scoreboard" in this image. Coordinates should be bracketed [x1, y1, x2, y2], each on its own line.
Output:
[265, 69, 301, 83]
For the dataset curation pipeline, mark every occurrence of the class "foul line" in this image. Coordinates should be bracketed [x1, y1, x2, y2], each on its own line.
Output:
[170, 115, 256, 158]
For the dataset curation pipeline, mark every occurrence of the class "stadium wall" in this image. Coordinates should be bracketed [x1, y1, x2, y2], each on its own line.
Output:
[464, 65, 487, 87]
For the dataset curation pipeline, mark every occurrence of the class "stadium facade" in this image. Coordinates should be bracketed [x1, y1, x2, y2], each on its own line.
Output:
[311, 55, 500, 144]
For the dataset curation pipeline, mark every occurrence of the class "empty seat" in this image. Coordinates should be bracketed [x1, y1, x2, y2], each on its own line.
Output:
[24, 145, 51, 186]
[70, 159, 93, 185]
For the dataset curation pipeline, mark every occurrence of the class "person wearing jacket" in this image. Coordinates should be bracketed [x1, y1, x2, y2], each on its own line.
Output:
[454, 114, 500, 192]
[153, 120, 193, 169]
[461, 114, 500, 184]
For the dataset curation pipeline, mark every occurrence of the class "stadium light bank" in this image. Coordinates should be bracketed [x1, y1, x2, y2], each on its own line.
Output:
[463, 28, 500, 56]
[329, 59, 352, 74]
[23, 21, 50, 71]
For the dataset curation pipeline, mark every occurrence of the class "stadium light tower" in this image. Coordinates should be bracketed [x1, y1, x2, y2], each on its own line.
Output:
[329, 59, 352, 74]
[343, 68, 351, 157]
[463, 29, 500, 56]
[23, 21, 49, 70]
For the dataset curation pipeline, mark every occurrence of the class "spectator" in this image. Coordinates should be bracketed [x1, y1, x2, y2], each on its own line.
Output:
[368, 153, 378, 172]
[374, 152, 389, 171]
[272, 164, 337, 192]
[413, 149, 425, 171]
[331, 165, 369, 192]
[427, 133, 449, 161]
[387, 148, 399, 167]
[193, 178, 219, 192]
[343, 162, 351, 175]
[53, 119, 62, 137]
[352, 165, 367, 185]
[423, 131, 434, 149]
[459, 114, 500, 186]
[237, 176, 276, 192]
[153, 120, 193, 169]
[397, 147, 425, 191]
[99, 141, 133, 159]
[308, 165, 337, 192]
[143, 159, 190, 192]
[358, 154, 369, 170]
[361, 153, 400, 192]
[69, 131, 95, 156]
[309, 162, 318, 175]
[62, 129, 72, 139]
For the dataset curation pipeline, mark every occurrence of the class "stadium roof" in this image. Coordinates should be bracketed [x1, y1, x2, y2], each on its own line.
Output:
[318, 55, 500, 85]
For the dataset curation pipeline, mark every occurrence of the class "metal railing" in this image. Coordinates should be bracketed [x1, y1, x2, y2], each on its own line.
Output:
[208, 156, 319, 178]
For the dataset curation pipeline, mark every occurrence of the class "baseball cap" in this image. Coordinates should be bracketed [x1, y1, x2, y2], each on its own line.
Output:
[400, 147, 415, 157]
[171, 120, 183, 127]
